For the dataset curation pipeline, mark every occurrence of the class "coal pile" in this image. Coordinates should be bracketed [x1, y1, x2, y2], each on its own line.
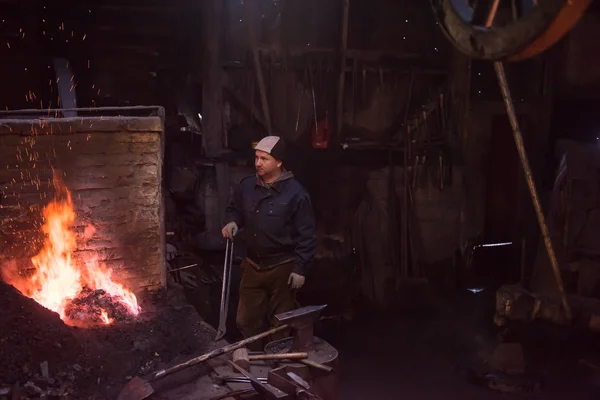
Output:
[64, 287, 136, 325]
[0, 280, 217, 399]
[0, 282, 82, 385]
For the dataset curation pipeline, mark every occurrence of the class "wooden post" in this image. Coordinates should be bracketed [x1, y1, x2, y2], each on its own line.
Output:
[493, 61, 571, 321]
[201, 0, 229, 246]
[336, 0, 350, 140]
[401, 71, 415, 281]
[243, 1, 273, 136]
[202, 0, 224, 157]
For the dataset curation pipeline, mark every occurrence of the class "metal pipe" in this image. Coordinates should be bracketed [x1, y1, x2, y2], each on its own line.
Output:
[219, 377, 267, 384]
[493, 61, 571, 321]
[474, 241, 513, 249]
[485, 0, 501, 28]
[168, 264, 199, 273]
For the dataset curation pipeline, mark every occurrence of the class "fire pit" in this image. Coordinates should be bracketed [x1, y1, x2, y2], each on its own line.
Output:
[0, 108, 218, 399]
[0, 107, 166, 324]
[2, 173, 141, 328]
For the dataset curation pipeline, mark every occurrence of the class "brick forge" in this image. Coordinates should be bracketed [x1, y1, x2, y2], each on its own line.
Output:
[0, 107, 166, 294]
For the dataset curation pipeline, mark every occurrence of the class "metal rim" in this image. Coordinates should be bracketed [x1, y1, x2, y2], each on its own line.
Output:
[431, 0, 567, 60]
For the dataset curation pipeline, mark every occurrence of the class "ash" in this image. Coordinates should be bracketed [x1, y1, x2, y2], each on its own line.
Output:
[64, 287, 135, 325]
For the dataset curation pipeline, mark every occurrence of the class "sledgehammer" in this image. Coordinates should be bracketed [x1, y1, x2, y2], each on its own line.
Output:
[233, 348, 308, 370]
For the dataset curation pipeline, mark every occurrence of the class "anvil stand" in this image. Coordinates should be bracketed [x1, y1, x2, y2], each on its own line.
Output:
[263, 305, 340, 400]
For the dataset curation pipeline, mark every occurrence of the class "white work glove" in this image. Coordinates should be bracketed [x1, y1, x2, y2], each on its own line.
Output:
[221, 222, 238, 241]
[288, 273, 305, 290]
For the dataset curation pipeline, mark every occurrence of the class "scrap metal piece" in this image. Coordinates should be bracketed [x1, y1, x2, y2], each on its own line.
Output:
[229, 361, 290, 399]
[287, 372, 311, 390]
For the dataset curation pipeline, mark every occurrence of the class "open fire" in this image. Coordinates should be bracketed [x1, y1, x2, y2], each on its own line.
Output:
[1, 173, 141, 327]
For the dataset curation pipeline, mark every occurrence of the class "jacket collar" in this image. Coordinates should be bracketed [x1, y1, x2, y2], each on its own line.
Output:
[255, 169, 294, 192]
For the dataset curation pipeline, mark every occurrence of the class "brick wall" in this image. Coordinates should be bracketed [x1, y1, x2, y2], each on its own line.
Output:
[0, 113, 165, 292]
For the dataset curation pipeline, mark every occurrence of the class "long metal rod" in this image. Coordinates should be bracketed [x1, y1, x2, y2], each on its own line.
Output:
[215, 240, 234, 340]
[485, 0, 501, 27]
[493, 61, 571, 321]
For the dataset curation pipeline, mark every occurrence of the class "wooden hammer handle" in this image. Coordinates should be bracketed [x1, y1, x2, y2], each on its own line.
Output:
[152, 324, 289, 380]
[248, 352, 308, 361]
[300, 359, 333, 372]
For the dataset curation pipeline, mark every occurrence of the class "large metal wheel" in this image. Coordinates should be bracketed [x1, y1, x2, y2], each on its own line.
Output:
[431, 0, 592, 61]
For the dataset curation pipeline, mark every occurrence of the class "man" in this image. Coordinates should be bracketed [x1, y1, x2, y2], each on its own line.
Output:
[222, 136, 316, 345]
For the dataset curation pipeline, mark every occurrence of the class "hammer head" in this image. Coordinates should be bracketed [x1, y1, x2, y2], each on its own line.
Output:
[233, 347, 250, 371]
[274, 305, 327, 352]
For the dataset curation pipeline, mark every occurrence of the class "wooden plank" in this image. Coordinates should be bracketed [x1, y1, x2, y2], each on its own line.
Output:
[0, 116, 163, 134]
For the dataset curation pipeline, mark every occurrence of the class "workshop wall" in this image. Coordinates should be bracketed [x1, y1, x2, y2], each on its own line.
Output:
[222, 0, 452, 146]
[0, 115, 165, 292]
[561, 12, 600, 99]
[354, 166, 462, 306]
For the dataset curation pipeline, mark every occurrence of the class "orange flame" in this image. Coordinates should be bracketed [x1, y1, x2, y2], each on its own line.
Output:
[100, 309, 113, 325]
[2, 174, 140, 326]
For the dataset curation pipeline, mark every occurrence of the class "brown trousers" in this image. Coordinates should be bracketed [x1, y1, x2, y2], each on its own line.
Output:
[236, 259, 296, 350]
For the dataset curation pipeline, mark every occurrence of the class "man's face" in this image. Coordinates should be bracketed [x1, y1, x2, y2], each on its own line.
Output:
[255, 150, 281, 177]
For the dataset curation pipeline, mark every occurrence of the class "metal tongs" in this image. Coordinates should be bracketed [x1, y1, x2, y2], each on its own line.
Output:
[215, 239, 234, 341]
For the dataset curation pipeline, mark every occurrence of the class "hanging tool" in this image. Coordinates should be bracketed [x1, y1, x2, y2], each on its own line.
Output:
[216, 239, 234, 341]
[308, 60, 319, 143]
[295, 66, 309, 133]
[401, 70, 416, 281]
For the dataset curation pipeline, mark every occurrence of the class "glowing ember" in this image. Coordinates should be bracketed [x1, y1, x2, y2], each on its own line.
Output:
[1, 173, 140, 326]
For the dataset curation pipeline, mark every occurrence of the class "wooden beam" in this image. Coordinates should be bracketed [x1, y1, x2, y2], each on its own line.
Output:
[244, 1, 273, 136]
[336, 0, 350, 139]
[255, 46, 422, 62]
[201, 0, 224, 157]
[221, 62, 447, 76]
[243, 0, 272, 136]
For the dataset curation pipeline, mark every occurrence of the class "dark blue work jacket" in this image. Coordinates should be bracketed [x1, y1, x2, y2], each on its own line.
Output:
[225, 173, 316, 275]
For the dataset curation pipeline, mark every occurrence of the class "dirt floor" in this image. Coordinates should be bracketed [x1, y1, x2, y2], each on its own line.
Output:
[0, 281, 223, 399]
[318, 285, 600, 400]
[3, 275, 600, 400]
